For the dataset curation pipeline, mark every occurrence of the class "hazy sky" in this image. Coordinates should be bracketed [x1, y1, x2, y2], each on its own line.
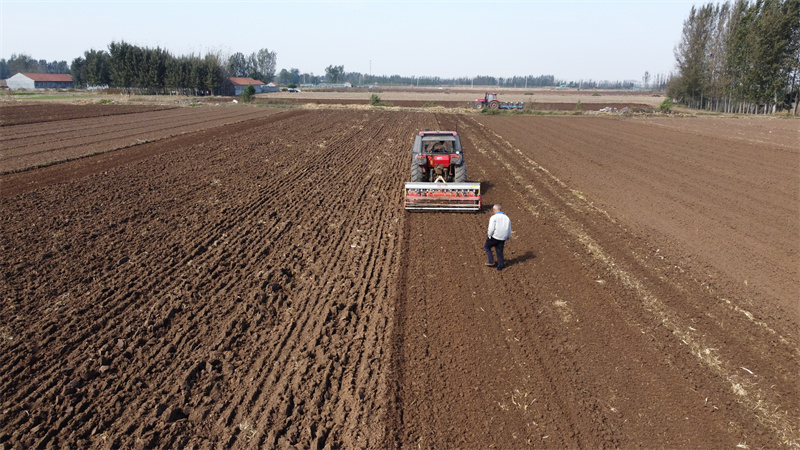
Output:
[1, 0, 698, 81]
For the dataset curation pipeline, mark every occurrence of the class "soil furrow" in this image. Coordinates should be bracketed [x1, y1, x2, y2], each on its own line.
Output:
[0, 105, 259, 142]
[0, 108, 283, 174]
[0, 103, 176, 127]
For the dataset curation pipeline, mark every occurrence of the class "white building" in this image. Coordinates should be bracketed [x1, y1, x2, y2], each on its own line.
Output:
[6, 73, 74, 90]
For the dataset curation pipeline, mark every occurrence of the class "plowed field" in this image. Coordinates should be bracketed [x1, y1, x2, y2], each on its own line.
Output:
[0, 103, 176, 127]
[0, 105, 283, 173]
[252, 98, 652, 111]
[1, 105, 797, 449]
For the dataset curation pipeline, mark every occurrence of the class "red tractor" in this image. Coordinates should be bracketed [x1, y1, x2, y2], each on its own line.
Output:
[475, 92, 501, 109]
[404, 130, 481, 211]
[475, 92, 524, 110]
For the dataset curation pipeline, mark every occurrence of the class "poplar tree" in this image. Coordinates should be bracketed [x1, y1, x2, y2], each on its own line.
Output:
[670, 0, 800, 114]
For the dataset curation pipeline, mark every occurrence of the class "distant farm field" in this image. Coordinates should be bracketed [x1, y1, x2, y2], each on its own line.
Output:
[260, 87, 666, 110]
[1, 101, 797, 448]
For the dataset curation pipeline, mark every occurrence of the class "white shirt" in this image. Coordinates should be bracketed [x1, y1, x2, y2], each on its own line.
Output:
[488, 212, 511, 241]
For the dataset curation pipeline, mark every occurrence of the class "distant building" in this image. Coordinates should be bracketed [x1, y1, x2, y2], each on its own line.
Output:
[222, 77, 279, 96]
[6, 73, 74, 90]
[318, 82, 352, 89]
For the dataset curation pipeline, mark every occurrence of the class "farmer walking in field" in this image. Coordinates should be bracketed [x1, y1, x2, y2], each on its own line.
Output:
[484, 204, 511, 271]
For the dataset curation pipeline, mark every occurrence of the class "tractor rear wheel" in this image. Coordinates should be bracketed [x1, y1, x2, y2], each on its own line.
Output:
[489, 100, 500, 109]
[455, 164, 467, 183]
[411, 162, 423, 182]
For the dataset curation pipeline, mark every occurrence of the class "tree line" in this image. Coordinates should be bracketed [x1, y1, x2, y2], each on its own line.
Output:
[0, 54, 70, 79]
[274, 69, 647, 91]
[7, 44, 676, 95]
[69, 41, 277, 95]
[668, 0, 800, 114]
[0, 50, 664, 93]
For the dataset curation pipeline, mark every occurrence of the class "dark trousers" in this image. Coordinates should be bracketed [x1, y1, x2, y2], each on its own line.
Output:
[484, 237, 506, 268]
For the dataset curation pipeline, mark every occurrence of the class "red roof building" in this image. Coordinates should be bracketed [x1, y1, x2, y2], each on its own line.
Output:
[6, 72, 74, 89]
[222, 77, 279, 96]
[227, 77, 265, 86]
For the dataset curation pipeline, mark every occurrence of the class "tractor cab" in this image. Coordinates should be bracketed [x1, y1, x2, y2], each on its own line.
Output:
[427, 141, 450, 153]
[422, 135, 457, 154]
[476, 92, 498, 102]
[418, 134, 460, 173]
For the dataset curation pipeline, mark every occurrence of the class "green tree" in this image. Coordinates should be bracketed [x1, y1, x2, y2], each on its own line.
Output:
[70, 57, 86, 87]
[747, 0, 800, 111]
[165, 57, 184, 94]
[45, 60, 69, 74]
[143, 47, 169, 92]
[671, 4, 714, 108]
[108, 41, 134, 91]
[246, 52, 261, 80]
[84, 49, 111, 87]
[723, 0, 754, 108]
[325, 65, 344, 83]
[241, 84, 255, 102]
[277, 68, 291, 85]
[227, 52, 247, 77]
[203, 54, 224, 95]
[255, 48, 276, 82]
[671, 0, 800, 114]
[8, 53, 42, 74]
[190, 56, 207, 94]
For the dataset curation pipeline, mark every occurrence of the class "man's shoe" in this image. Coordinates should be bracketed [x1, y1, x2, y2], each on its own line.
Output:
[497, 266, 504, 271]
[485, 262, 496, 267]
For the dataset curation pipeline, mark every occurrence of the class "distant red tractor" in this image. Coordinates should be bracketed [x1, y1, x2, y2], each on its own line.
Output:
[474, 92, 524, 110]
[475, 92, 501, 109]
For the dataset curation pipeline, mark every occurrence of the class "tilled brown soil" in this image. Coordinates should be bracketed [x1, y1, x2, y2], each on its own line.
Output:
[474, 115, 799, 319]
[393, 114, 799, 448]
[1, 105, 797, 448]
[2, 108, 419, 448]
[1, 106, 283, 174]
[0, 103, 176, 127]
